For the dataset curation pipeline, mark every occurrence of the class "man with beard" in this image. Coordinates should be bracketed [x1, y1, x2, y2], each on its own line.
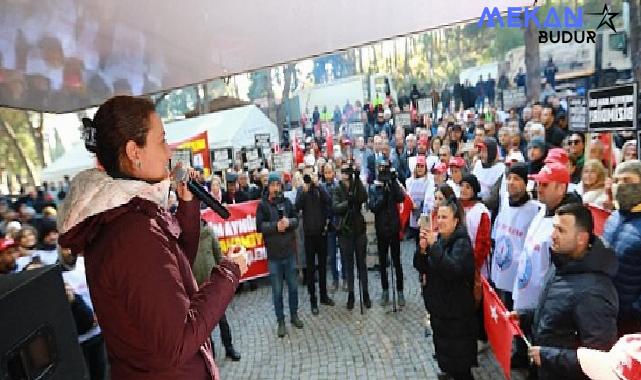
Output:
[511, 162, 582, 369]
[519, 204, 618, 379]
[603, 160, 641, 336]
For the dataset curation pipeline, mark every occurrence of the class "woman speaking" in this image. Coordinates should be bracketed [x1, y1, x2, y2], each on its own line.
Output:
[58, 96, 247, 379]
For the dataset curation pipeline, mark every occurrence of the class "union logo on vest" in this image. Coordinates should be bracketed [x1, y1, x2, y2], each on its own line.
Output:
[517, 256, 533, 289]
[495, 236, 514, 271]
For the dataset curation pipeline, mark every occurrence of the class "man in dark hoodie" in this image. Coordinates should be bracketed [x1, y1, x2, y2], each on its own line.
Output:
[518, 204, 619, 380]
[295, 166, 335, 315]
[472, 137, 506, 201]
[256, 172, 303, 337]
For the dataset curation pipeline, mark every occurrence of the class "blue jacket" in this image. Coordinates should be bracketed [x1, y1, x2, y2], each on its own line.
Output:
[603, 210, 641, 321]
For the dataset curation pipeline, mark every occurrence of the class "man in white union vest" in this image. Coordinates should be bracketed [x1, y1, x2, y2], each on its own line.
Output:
[513, 162, 581, 311]
[490, 163, 539, 310]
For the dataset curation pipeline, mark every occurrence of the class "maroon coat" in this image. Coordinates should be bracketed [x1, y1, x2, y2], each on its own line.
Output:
[60, 197, 239, 379]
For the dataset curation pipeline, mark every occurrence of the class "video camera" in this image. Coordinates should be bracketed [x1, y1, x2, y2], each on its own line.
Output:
[377, 160, 396, 183]
[341, 161, 360, 180]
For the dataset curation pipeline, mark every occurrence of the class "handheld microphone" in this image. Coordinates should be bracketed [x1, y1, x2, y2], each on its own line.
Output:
[174, 167, 231, 219]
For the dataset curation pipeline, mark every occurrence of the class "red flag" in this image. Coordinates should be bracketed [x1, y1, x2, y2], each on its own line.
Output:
[292, 136, 304, 165]
[586, 203, 611, 237]
[325, 125, 334, 159]
[397, 193, 413, 239]
[482, 277, 522, 380]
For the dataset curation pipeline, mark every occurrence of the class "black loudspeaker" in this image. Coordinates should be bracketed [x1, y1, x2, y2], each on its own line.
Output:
[0, 265, 88, 379]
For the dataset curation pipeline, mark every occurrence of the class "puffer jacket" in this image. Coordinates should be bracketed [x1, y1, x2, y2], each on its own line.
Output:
[603, 207, 641, 321]
[58, 169, 240, 380]
[413, 224, 477, 373]
[528, 238, 619, 380]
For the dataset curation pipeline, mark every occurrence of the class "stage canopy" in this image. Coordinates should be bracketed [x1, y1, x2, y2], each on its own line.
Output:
[0, 0, 527, 113]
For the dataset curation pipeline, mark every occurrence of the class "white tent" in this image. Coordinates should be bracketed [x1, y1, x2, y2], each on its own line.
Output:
[40, 105, 277, 182]
[40, 142, 96, 183]
[164, 105, 279, 149]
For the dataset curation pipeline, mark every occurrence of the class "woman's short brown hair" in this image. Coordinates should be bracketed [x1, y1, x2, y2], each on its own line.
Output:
[89, 96, 156, 176]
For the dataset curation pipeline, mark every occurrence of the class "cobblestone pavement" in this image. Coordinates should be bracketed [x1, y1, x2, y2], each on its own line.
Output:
[214, 239, 527, 380]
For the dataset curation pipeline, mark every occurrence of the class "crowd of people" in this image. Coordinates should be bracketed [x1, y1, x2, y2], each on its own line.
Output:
[2, 85, 641, 379]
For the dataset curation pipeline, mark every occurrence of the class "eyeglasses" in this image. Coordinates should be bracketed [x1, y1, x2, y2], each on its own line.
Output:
[568, 139, 582, 145]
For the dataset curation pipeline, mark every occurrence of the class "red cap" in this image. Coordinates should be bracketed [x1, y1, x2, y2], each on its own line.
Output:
[416, 155, 427, 166]
[449, 156, 466, 168]
[528, 162, 570, 184]
[545, 148, 569, 165]
[432, 162, 448, 175]
[282, 172, 292, 182]
[0, 239, 15, 251]
[475, 141, 486, 150]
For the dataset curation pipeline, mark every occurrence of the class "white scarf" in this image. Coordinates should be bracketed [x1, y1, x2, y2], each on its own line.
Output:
[58, 169, 171, 235]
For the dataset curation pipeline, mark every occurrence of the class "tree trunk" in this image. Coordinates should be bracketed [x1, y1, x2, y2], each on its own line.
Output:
[404, 37, 410, 76]
[0, 120, 37, 185]
[524, 14, 541, 103]
[630, 0, 641, 86]
[358, 47, 364, 74]
[29, 112, 46, 167]
[276, 64, 295, 134]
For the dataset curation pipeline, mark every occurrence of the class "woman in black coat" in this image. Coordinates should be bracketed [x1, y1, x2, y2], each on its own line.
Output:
[415, 197, 478, 380]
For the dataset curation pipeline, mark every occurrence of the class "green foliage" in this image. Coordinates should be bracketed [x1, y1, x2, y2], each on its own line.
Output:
[0, 107, 39, 180]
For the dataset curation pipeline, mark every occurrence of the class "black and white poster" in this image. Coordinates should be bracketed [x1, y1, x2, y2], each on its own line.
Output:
[417, 98, 433, 115]
[272, 151, 293, 173]
[394, 112, 411, 130]
[567, 96, 588, 132]
[244, 148, 262, 170]
[211, 147, 233, 171]
[588, 83, 637, 132]
[348, 122, 364, 137]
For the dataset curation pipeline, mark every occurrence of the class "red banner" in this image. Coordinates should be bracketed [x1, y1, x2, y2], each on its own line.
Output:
[201, 200, 269, 282]
[397, 193, 413, 239]
[169, 131, 212, 177]
[482, 277, 523, 380]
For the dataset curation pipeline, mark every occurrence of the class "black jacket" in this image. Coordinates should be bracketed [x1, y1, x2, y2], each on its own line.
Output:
[368, 180, 405, 237]
[222, 190, 249, 205]
[332, 178, 368, 237]
[295, 184, 331, 236]
[545, 124, 566, 148]
[526, 238, 619, 380]
[256, 195, 299, 260]
[413, 224, 477, 371]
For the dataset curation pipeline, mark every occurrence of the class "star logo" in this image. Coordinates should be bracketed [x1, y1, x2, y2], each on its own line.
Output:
[490, 305, 499, 323]
[587, 5, 620, 33]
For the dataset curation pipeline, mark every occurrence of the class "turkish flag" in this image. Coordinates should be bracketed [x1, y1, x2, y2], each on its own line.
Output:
[325, 125, 334, 159]
[397, 193, 413, 239]
[482, 277, 523, 380]
[586, 204, 611, 237]
[292, 136, 304, 165]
